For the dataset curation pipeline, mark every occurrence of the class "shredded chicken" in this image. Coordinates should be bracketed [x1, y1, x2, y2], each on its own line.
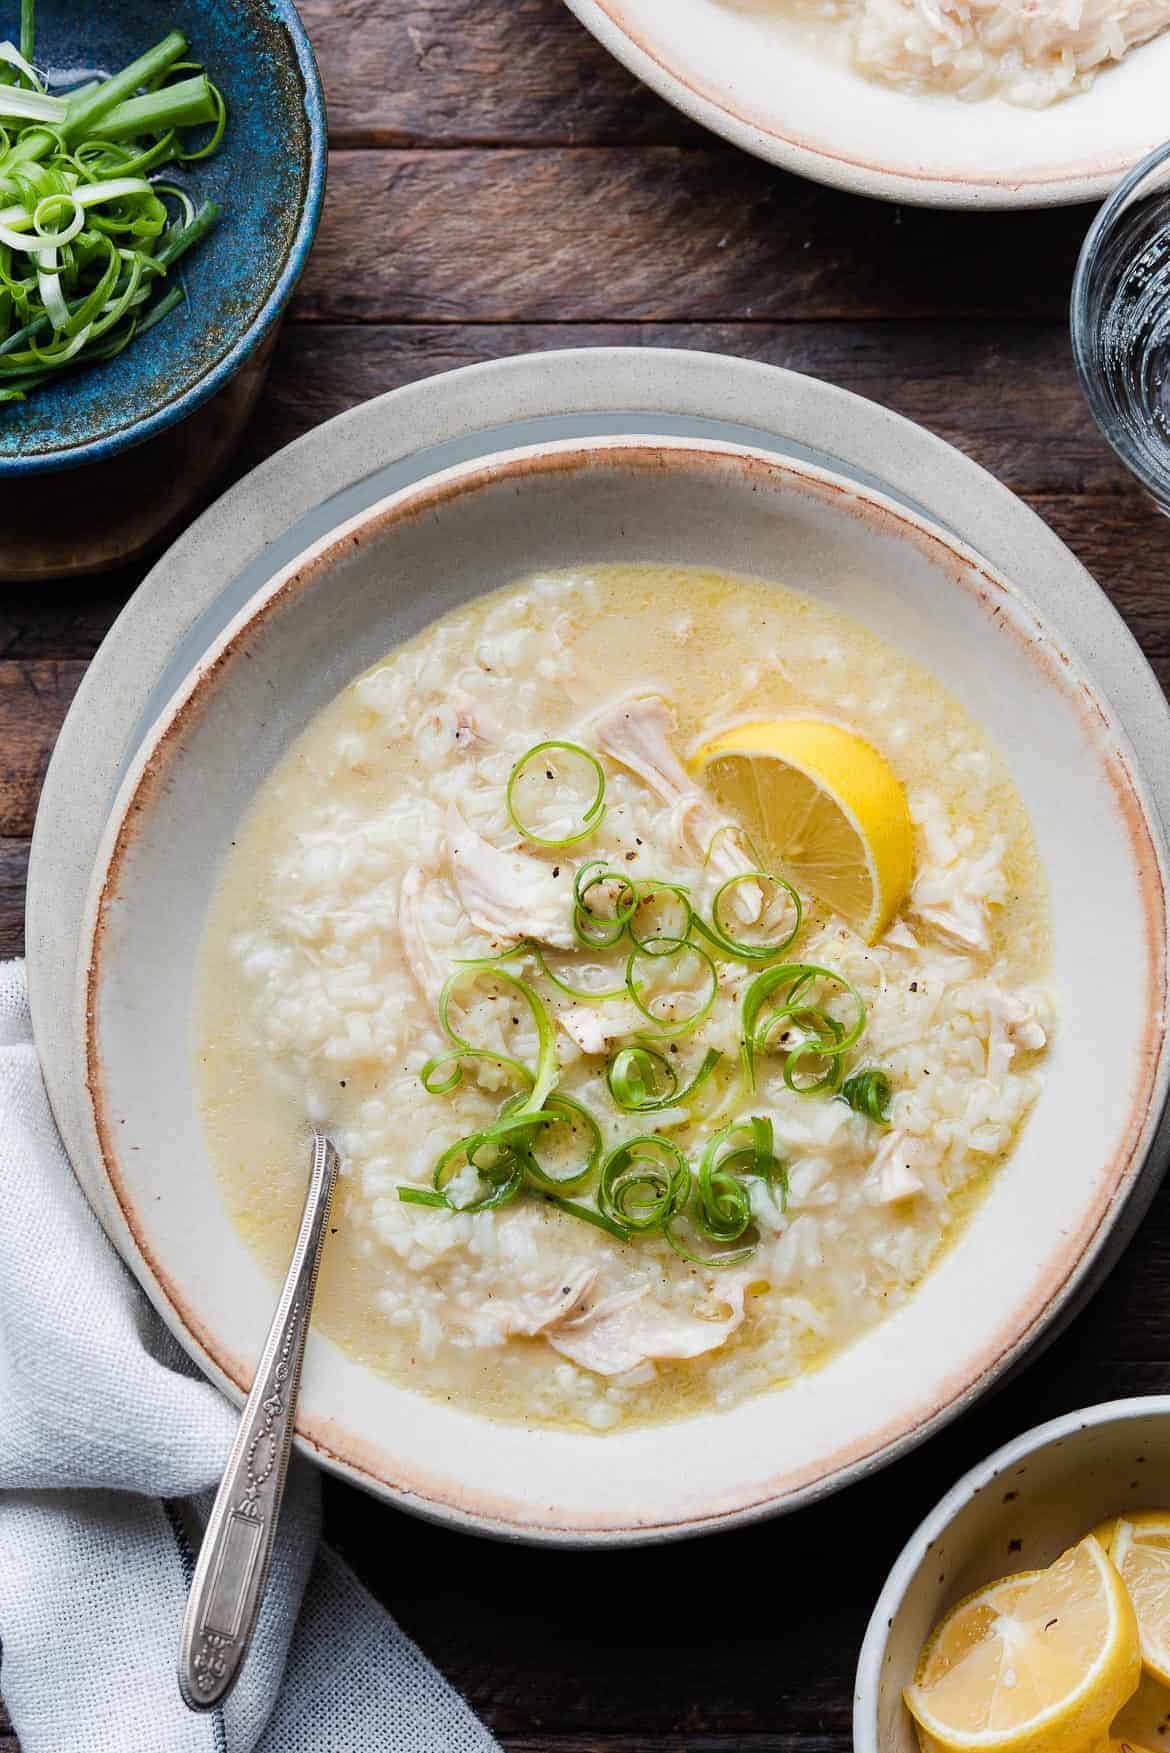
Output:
[977, 983, 1049, 1080]
[446, 805, 575, 950]
[593, 694, 759, 913]
[450, 688, 500, 750]
[490, 1270, 598, 1340]
[399, 865, 446, 1008]
[882, 918, 920, 952]
[557, 1004, 642, 1056]
[913, 894, 991, 956]
[870, 1131, 925, 1204]
[545, 1277, 751, 1376]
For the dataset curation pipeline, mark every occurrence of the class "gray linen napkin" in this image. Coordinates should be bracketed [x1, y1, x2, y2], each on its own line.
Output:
[0, 960, 501, 1753]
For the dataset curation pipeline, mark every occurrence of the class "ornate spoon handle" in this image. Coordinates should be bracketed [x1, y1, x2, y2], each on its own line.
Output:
[178, 1131, 339, 1711]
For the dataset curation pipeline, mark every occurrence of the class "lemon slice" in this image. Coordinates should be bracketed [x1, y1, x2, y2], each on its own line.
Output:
[1112, 1517, 1170, 1688]
[904, 1535, 1141, 1752]
[692, 719, 913, 942]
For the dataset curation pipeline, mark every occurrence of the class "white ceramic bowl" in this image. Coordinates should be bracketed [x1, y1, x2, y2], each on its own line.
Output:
[563, 0, 1170, 207]
[855, 1397, 1170, 1750]
[79, 434, 1170, 1544]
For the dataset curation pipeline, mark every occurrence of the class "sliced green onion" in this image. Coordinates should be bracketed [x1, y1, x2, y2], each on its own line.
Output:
[598, 1136, 690, 1233]
[741, 962, 866, 1094]
[706, 1115, 788, 1211]
[663, 1116, 784, 1268]
[62, 32, 189, 145]
[692, 870, 802, 963]
[572, 860, 638, 949]
[19, 0, 35, 66]
[606, 1043, 721, 1113]
[506, 740, 607, 848]
[704, 822, 762, 869]
[423, 962, 558, 1113]
[625, 937, 718, 1038]
[0, 20, 224, 408]
[628, 880, 693, 952]
[0, 83, 66, 126]
[543, 1195, 630, 1243]
[501, 1092, 602, 1193]
[397, 1187, 449, 1210]
[840, 1068, 893, 1123]
[89, 74, 220, 145]
[532, 945, 626, 1005]
[432, 1129, 525, 1213]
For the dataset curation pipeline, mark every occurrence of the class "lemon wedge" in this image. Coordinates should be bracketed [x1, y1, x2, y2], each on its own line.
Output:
[903, 1535, 1141, 1753]
[692, 719, 913, 942]
[1111, 1669, 1170, 1749]
[1112, 1518, 1170, 1689]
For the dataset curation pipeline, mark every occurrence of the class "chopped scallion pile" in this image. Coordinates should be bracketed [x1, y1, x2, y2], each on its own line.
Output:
[0, 4, 226, 404]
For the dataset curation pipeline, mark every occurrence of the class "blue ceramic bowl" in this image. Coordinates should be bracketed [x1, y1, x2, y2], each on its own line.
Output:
[0, 0, 326, 474]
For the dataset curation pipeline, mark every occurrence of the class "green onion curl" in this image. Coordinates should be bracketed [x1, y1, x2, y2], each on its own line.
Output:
[625, 937, 718, 1038]
[840, 1068, 893, 1123]
[741, 962, 866, 1094]
[506, 740, 606, 848]
[598, 1135, 690, 1234]
[572, 860, 638, 949]
[422, 962, 558, 1114]
[606, 1043, 722, 1113]
[692, 870, 802, 963]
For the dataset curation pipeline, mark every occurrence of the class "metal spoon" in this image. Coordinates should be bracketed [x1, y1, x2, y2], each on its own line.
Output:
[178, 1131, 339, 1712]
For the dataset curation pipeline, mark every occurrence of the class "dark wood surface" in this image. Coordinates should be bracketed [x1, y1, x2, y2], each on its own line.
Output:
[5, 2, 1170, 1747]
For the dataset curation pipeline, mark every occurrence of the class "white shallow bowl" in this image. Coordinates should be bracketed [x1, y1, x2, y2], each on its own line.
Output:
[564, 0, 1170, 207]
[855, 1397, 1170, 1750]
[80, 434, 1169, 1544]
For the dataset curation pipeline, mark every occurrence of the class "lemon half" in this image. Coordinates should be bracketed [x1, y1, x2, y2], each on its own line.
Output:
[903, 1535, 1141, 1753]
[693, 719, 913, 943]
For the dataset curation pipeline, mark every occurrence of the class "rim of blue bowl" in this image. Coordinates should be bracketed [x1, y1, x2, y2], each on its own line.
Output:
[4, 0, 327, 477]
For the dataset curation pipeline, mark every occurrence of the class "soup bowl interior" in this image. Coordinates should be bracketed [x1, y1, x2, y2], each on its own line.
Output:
[81, 437, 1169, 1543]
[855, 1398, 1170, 1751]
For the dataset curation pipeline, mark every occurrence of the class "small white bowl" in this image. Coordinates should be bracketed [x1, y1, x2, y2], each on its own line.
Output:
[855, 1397, 1170, 1750]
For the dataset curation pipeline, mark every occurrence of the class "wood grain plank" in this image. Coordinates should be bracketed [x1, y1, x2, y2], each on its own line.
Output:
[303, 0, 702, 147]
[0, 838, 28, 961]
[0, 662, 88, 840]
[236, 319, 1132, 497]
[294, 151, 1093, 323]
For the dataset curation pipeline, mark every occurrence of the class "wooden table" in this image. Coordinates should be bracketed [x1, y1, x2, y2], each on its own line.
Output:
[5, 3, 1170, 1747]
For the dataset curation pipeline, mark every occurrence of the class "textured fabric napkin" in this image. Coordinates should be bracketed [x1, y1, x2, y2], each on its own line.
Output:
[0, 960, 501, 1753]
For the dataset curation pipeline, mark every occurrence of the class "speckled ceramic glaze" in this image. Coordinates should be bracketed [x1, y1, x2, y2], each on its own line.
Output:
[0, 0, 325, 474]
[855, 1398, 1170, 1750]
[75, 432, 1170, 1544]
[563, 0, 1170, 207]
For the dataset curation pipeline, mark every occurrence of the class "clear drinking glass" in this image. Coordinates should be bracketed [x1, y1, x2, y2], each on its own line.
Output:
[1072, 139, 1170, 513]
